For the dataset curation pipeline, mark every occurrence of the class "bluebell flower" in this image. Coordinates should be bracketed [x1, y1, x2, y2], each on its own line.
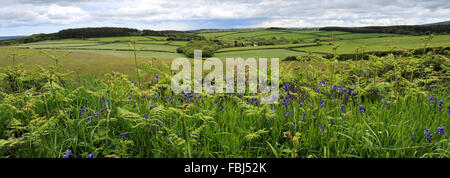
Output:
[121, 133, 129, 141]
[301, 113, 305, 121]
[155, 93, 158, 99]
[284, 84, 289, 92]
[299, 103, 303, 108]
[285, 112, 290, 117]
[156, 74, 159, 82]
[340, 104, 345, 112]
[101, 96, 106, 103]
[133, 103, 136, 108]
[93, 112, 99, 118]
[131, 81, 135, 85]
[359, 106, 366, 113]
[128, 96, 132, 100]
[436, 126, 446, 135]
[319, 126, 326, 133]
[315, 88, 320, 93]
[283, 99, 288, 107]
[337, 86, 344, 94]
[426, 133, 432, 143]
[143, 114, 148, 119]
[88, 154, 95, 158]
[62, 150, 71, 158]
[428, 96, 436, 102]
[79, 107, 85, 117]
[320, 100, 325, 107]
[424, 128, 429, 135]
[410, 133, 416, 140]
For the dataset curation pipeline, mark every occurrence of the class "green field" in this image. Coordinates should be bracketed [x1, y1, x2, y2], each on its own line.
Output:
[296, 35, 450, 54]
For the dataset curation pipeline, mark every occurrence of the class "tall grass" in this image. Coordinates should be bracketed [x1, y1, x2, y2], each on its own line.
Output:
[0, 50, 448, 158]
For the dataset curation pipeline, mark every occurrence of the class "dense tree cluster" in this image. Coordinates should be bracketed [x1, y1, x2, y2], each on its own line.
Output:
[320, 25, 450, 35]
[142, 30, 205, 41]
[0, 27, 205, 46]
[57, 27, 140, 38]
[176, 40, 220, 58]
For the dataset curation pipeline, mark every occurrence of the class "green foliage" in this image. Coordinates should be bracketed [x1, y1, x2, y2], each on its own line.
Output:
[178, 40, 220, 58]
[0, 44, 448, 158]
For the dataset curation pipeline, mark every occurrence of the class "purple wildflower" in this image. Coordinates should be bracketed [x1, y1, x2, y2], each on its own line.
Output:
[285, 112, 290, 117]
[359, 106, 366, 113]
[436, 126, 446, 135]
[79, 107, 85, 117]
[426, 133, 432, 143]
[121, 133, 129, 141]
[340, 104, 345, 112]
[284, 84, 289, 92]
[88, 154, 95, 158]
[62, 150, 71, 158]
[319, 126, 326, 133]
[320, 100, 325, 107]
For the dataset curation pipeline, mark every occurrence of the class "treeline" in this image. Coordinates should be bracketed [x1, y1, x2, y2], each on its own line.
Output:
[0, 27, 205, 46]
[143, 30, 205, 41]
[57, 27, 140, 38]
[284, 47, 449, 61]
[320, 25, 450, 35]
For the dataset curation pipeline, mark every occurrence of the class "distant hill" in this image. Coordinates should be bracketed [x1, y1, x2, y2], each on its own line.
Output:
[423, 20, 450, 26]
[0, 36, 25, 40]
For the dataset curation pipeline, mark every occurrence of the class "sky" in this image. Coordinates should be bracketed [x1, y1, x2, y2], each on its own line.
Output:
[0, 0, 449, 36]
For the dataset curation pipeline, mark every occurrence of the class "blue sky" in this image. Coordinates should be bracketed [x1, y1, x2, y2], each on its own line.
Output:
[0, 0, 449, 36]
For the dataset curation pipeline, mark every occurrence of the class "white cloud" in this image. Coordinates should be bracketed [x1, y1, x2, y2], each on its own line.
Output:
[0, 0, 449, 35]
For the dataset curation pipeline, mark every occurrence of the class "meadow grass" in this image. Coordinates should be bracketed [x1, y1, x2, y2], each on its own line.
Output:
[0, 51, 448, 158]
[0, 30, 448, 158]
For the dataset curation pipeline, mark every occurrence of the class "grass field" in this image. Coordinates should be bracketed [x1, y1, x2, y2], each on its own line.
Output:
[296, 35, 450, 54]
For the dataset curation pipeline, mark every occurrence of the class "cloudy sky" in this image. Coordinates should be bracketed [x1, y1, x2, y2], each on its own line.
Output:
[0, 0, 448, 36]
